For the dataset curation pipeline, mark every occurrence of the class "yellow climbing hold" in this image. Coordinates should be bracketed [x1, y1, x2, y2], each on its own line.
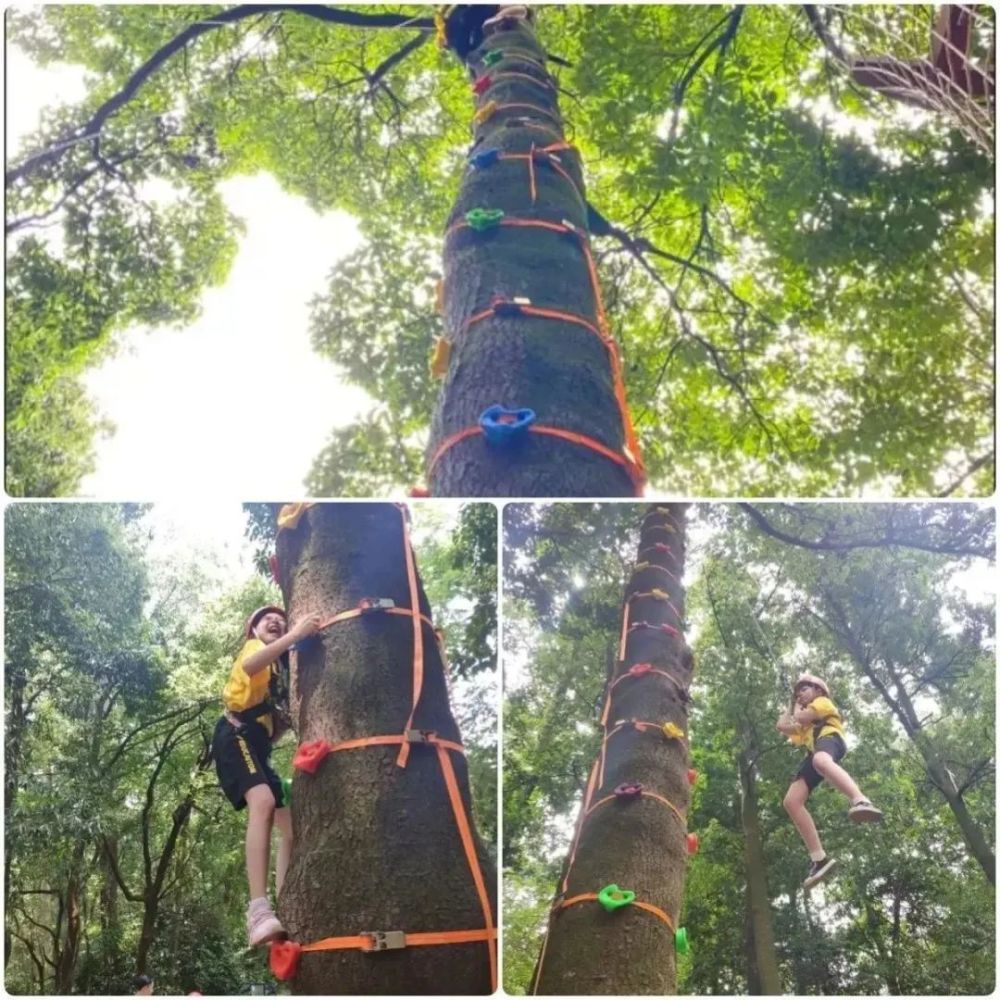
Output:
[662, 722, 685, 741]
[633, 561, 652, 572]
[650, 588, 671, 602]
[277, 502, 316, 531]
[430, 337, 452, 378]
[473, 100, 499, 126]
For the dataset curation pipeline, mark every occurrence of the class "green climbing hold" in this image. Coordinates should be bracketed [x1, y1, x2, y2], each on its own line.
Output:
[597, 883, 635, 912]
[465, 208, 505, 231]
[483, 49, 503, 66]
[675, 927, 690, 955]
[281, 776, 293, 807]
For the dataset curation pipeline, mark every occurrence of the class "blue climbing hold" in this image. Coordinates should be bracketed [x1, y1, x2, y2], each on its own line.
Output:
[469, 147, 501, 169]
[479, 405, 536, 446]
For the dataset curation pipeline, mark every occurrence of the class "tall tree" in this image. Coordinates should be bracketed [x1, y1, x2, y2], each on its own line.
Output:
[6, 5, 994, 497]
[532, 504, 691, 994]
[271, 503, 496, 994]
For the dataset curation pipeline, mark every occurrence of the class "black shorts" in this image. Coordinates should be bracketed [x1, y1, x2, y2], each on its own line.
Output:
[212, 716, 286, 811]
[794, 734, 847, 793]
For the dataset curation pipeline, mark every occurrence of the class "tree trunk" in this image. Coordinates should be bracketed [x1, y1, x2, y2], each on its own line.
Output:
[275, 503, 496, 995]
[431, 9, 643, 497]
[101, 837, 119, 932]
[738, 747, 781, 995]
[533, 505, 691, 994]
[54, 844, 85, 994]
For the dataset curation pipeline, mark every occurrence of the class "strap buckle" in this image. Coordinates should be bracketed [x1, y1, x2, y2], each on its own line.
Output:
[359, 597, 395, 613]
[362, 930, 406, 952]
[404, 728, 436, 744]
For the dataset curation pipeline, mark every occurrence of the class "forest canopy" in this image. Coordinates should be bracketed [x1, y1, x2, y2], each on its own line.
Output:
[5, 4, 995, 497]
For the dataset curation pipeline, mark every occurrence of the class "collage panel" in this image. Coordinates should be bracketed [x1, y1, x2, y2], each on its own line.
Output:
[4, 4, 993, 500]
[4, 501, 498, 995]
[503, 502, 995, 995]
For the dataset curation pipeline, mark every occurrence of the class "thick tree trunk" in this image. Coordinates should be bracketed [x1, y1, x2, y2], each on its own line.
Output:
[275, 503, 496, 995]
[54, 844, 85, 994]
[431, 9, 642, 497]
[738, 747, 781, 995]
[533, 505, 690, 994]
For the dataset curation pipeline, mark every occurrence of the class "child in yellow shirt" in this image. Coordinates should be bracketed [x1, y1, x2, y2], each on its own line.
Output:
[776, 674, 883, 889]
[211, 605, 321, 946]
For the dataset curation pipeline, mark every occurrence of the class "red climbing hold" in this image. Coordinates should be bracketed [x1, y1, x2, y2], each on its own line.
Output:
[293, 740, 333, 774]
[472, 74, 492, 95]
[686, 833, 700, 855]
[628, 662, 653, 677]
[268, 554, 280, 585]
[270, 939, 302, 981]
[409, 486, 431, 498]
[614, 781, 644, 800]
[687, 768, 698, 786]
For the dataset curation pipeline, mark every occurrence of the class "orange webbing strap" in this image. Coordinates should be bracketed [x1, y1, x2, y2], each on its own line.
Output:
[599, 719, 677, 787]
[463, 301, 604, 342]
[584, 789, 685, 827]
[527, 141, 536, 202]
[317, 605, 435, 633]
[632, 561, 678, 582]
[437, 744, 498, 990]
[557, 893, 675, 932]
[428, 423, 644, 494]
[483, 70, 556, 91]
[328, 733, 465, 756]
[617, 600, 631, 661]
[479, 100, 561, 125]
[300, 927, 496, 953]
[560, 756, 601, 895]
[630, 589, 683, 621]
[397, 506, 425, 768]
[609, 666, 685, 700]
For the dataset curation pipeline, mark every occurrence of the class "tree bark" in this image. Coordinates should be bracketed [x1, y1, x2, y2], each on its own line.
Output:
[533, 505, 691, 994]
[431, 10, 641, 497]
[275, 503, 496, 995]
[738, 746, 781, 995]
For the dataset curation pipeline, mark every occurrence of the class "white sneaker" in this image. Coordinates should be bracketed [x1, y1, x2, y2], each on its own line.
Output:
[803, 855, 837, 890]
[247, 897, 285, 948]
[848, 799, 884, 823]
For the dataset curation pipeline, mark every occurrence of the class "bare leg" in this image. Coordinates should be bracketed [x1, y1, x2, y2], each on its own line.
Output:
[273, 806, 293, 898]
[811, 751, 864, 803]
[244, 785, 276, 900]
[783, 779, 824, 857]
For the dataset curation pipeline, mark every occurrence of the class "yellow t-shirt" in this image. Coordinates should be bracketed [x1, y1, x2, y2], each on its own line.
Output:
[222, 639, 274, 734]
[788, 696, 845, 751]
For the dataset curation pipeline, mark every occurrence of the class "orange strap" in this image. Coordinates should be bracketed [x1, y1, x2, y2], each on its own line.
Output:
[316, 604, 435, 634]
[585, 789, 685, 827]
[608, 666, 685, 699]
[630, 589, 683, 621]
[560, 756, 601, 894]
[397, 506, 425, 768]
[478, 70, 555, 93]
[327, 733, 465, 756]
[478, 100, 561, 125]
[557, 893, 675, 932]
[462, 300, 604, 343]
[300, 927, 496, 953]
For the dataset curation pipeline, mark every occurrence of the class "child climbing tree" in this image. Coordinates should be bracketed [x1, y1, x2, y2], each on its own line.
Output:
[532, 504, 693, 995]
[267, 502, 496, 995]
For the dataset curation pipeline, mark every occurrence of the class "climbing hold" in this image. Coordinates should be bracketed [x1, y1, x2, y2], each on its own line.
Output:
[686, 833, 699, 856]
[465, 207, 505, 231]
[472, 100, 498, 125]
[268, 554, 280, 585]
[270, 939, 301, 980]
[430, 337, 452, 379]
[408, 485, 431, 498]
[359, 597, 395, 613]
[468, 147, 500, 169]
[650, 542, 670, 553]
[597, 884, 636, 912]
[687, 768, 698, 786]
[633, 561, 652, 572]
[614, 781, 644, 800]
[628, 662, 653, 677]
[281, 776, 293, 807]
[472, 74, 493, 95]
[675, 927, 690, 955]
[293, 740, 333, 775]
[483, 49, 503, 67]
[649, 588, 671, 601]
[489, 294, 531, 316]
[479, 405, 536, 446]
[661, 722, 685, 741]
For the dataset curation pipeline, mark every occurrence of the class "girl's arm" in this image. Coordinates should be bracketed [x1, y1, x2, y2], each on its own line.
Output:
[793, 705, 822, 724]
[241, 613, 323, 676]
[775, 712, 800, 735]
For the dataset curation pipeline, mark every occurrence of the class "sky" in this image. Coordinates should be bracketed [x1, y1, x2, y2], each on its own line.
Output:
[7, 44, 370, 499]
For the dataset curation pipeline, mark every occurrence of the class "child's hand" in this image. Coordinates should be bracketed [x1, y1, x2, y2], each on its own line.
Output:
[289, 612, 324, 640]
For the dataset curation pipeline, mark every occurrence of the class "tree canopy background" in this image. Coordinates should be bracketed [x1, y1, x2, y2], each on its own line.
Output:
[502, 501, 995, 994]
[4, 501, 496, 995]
[5, 4, 994, 497]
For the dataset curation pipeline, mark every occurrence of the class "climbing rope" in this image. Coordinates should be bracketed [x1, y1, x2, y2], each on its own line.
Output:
[271, 504, 496, 989]
[531, 508, 694, 992]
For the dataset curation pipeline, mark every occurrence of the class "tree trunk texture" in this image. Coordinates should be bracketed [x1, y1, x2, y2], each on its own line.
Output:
[738, 746, 782, 995]
[54, 844, 85, 994]
[533, 505, 691, 994]
[431, 10, 641, 497]
[275, 504, 496, 995]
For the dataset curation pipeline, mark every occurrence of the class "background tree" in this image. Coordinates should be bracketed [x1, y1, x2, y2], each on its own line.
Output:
[6, 4, 994, 497]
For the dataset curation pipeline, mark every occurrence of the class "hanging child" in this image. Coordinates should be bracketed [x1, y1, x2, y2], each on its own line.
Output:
[211, 605, 322, 946]
[776, 673, 883, 890]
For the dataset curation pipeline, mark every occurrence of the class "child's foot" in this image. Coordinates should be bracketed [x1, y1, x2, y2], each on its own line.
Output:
[848, 798, 884, 823]
[247, 897, 285, 948]
[803, 855, 837, 890]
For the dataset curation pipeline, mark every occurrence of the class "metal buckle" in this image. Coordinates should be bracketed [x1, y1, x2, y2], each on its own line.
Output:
[404, 728, 436, 744]
[362, 930, 406, 952]
[359, 597, 395, 613]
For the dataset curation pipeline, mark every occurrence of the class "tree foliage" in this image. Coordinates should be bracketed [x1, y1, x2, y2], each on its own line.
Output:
[5, 4, 994, 496]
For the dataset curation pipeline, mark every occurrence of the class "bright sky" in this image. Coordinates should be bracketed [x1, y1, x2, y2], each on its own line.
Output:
[7, 45, 370, 499]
